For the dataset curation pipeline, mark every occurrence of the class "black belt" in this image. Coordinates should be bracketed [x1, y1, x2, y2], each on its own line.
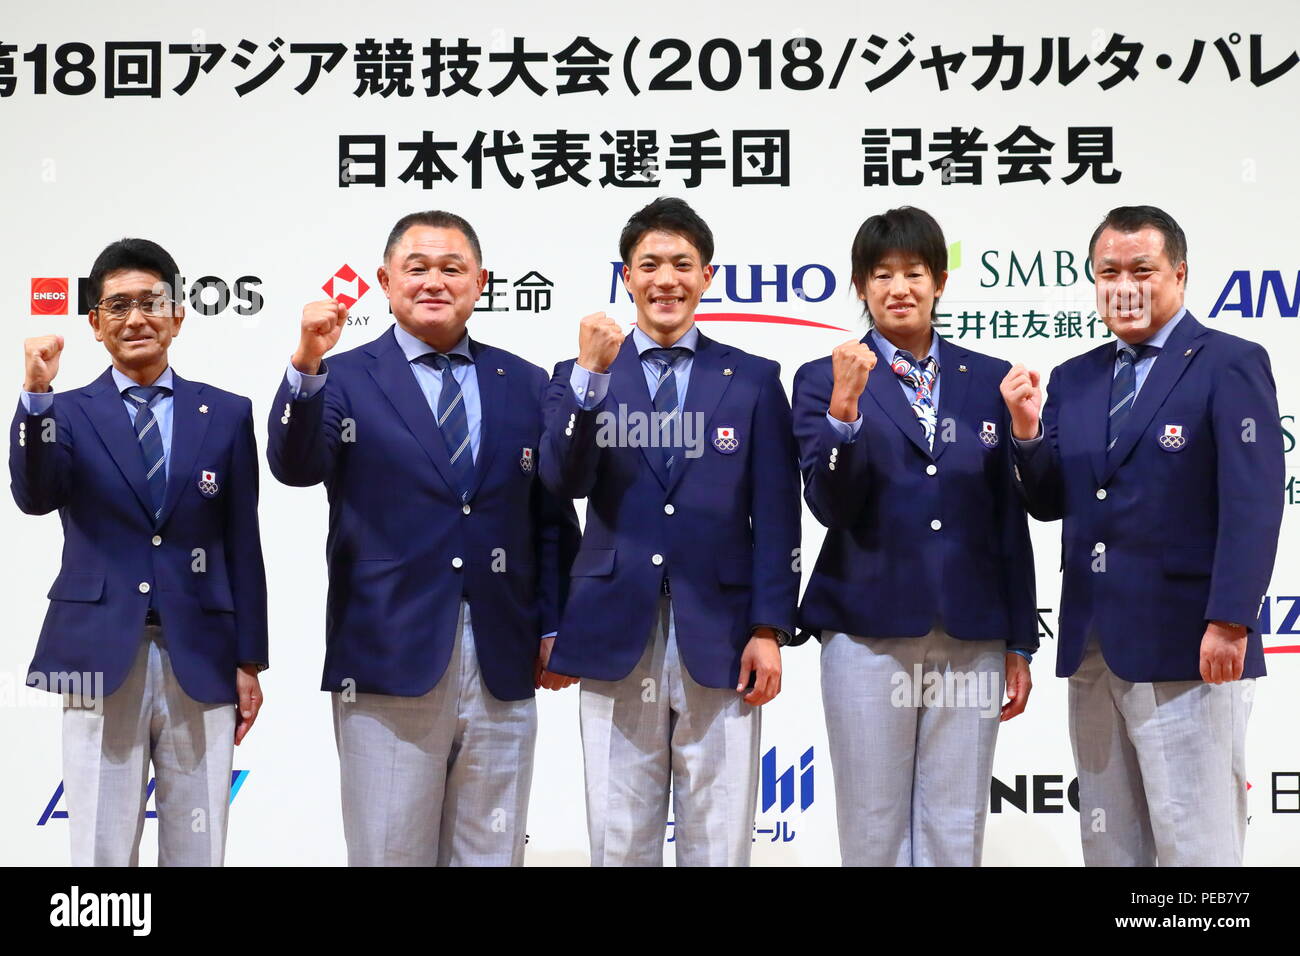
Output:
[145, 607, 162, 626]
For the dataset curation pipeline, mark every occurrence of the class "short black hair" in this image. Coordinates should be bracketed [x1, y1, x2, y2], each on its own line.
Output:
[1088, 205, 1188, 276]
[850, 207, 948, 323]
[383, 210, 483, 267]
[87, 238, 181, 306]
[618, 197, 714, 266]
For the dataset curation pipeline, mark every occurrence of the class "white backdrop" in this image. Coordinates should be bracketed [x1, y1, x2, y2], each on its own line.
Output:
[1, 0, 1297, 865]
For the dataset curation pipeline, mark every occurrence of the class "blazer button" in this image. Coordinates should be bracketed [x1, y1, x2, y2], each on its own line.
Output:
[138, 582, 151, 594]
[930, 519, 942, 531]
[926, 464, 937, 476]
[451, 557, 464, 569]
[1095, 488, 1107, 500]
[1094, 542, 1106, 554]
[462, 504, 471, 515]
[651, 553, 664, 566]
[663, 504, 675, 515]
[151, 535, 162, 546]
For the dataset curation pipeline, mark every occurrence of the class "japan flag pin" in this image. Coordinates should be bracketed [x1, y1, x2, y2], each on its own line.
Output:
[198, 404, 208, 414]
[1184, 348, 1193, 356]
[497, 368, 505, 375]
[958, 364, 968, 372]
[723, 368, 733, 376]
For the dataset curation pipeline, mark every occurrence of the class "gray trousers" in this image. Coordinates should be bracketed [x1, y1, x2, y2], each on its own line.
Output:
[62, 625, 235, 866]
[820, 627, 1005, 866]
[579, 598, 761, 866]
[1069, 641, 1253, 866]
[332, 601, 537, 866]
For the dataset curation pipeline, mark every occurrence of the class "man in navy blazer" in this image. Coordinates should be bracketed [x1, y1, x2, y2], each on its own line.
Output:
[1003, 205, 1284, 865]
[267, 210, 579, 866]
[792, 206, 1036, 866]
[11, 238, 268, 866]
[541, 197, 802, 866]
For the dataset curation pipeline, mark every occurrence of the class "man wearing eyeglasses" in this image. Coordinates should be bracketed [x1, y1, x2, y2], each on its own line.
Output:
[9, 238, 268, 866]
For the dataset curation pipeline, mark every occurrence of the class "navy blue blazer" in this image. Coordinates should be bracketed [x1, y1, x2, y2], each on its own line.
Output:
[9, 368, 268, 704]
[539, 331, 802, 689]
[793, 334, 1038, 651]
[1013, 312, 1284, 682]
[266, 327, 579, 701]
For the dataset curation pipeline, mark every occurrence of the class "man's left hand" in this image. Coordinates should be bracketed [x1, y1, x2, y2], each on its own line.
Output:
[738, 628, 782, 706]
[536, 636, 578, 690]
[235, 665, 263, 745]
[1200, 621, 1248, 684]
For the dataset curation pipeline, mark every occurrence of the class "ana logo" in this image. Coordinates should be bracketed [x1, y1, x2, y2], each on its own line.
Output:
[31, 277, 69, 315]
[1210, 271, 1300, 318]
[323, 264, 370, 309]
[38, 771, 250, 825]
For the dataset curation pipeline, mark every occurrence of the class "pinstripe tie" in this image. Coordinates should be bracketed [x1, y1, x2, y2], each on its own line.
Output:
[123, 385, 169, 525]
[646, 347, 689, 472]
[1107, 344, 1153, 453]
[421, 353, 476, 502]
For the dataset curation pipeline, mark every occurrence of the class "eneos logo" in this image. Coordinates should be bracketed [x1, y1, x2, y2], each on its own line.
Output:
[31, 278, 69, 315]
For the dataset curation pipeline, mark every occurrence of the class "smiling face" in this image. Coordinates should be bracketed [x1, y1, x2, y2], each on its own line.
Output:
[89, 268, 184, 375]
[377, 225, 488, 348]
[622, 229, 713, 343]
[1092, 226, 1186, 344]
[858, 252, 946, 346]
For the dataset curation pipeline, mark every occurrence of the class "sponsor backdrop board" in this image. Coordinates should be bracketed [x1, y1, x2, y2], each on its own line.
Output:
[1, 0, 1297, 865]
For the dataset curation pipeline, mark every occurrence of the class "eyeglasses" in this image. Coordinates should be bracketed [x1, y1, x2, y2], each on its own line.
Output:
[94, 295, 177, 319]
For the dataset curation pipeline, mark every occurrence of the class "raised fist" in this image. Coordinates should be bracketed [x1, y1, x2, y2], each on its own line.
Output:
[292, 300, 348, 374]
[576, 312, 625, 374]
[23, 335, 64, 393]
[828, 339, 876, 423]
[1000, 364, 1043, 441]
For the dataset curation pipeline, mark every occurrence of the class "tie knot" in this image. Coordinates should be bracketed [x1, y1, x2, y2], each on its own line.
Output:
[123, 385, 168, 406]
[418, 352, 458, 372]
[1118, 343, 1156, 367]
[890, 350, 936, 380]
[643, 346, 690, 369]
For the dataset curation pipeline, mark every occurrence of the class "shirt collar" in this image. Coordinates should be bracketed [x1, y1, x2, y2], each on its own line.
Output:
[394, 323, 473, 364]
[113, 366, 174, 394]
[633, 324, 699, 357]
[870, 327, 940, 370]
[1117, 306, 1186, 355]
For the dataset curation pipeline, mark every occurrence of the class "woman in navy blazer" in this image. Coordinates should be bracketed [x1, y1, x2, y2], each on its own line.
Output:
[791, 207, 1037, 866]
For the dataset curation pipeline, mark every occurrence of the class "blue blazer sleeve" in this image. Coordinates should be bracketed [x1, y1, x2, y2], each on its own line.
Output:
[540, 359, 603, 500]
[1011, 366, 1066, 522]
[991, 364, 1040, 653]
[531, 368, 581, 637]
[1205, 343, 1285, 630]
[226, 399, 270, 666]
[747, 360, 801, 637]
[10, 398, 73, 516]
[791, 360, 871, 529]
[266, 366, 346, 487]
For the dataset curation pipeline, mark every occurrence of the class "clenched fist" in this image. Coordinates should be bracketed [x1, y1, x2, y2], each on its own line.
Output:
[1000, 364, 1043, 441]
[23, 335, 64, 393]
[576, 311, 624, 374]
[828, 339, 876, 423]
[292, 300, 348, 375]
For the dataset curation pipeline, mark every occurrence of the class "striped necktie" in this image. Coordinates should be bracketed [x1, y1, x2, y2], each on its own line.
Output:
[420, 352, 476, 502]
[890, 349, 939, 451]
[1108, 344, 1155, 453]
[645, 347, 690, 472]
[123, 385, 169, 525]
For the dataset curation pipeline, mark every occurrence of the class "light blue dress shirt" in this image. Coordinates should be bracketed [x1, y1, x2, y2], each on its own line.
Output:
[22, 366, 176, 479]
[568, 325, 700, 410]
[286, 325, 482, 464]
[828, 329, 942, 444]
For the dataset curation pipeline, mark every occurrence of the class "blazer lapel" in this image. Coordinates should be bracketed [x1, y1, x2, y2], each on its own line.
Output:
[932, 337, 971, 462]
[466, 338, 504, 499]
[81, 368, 154, 520]
[1103, 313, 1206, 482]
[608, 335, 670, 489]
[666, 333, 733, 495]
[365, 328, 460, 495]
[864, 334, 932, 459]
[157, 373, 210, 528]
